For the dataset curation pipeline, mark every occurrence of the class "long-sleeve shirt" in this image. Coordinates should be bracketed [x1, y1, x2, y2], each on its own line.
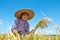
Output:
[11, 19, 29, 35]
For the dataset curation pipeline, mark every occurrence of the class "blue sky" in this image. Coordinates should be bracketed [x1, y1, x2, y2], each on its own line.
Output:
[0, 0, 60, 35]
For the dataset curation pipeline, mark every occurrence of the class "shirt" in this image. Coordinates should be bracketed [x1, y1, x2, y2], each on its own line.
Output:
[11, 19, 29, 35]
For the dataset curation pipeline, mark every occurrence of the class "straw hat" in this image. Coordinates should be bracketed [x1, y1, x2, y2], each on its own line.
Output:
[15, 9, 34, 20]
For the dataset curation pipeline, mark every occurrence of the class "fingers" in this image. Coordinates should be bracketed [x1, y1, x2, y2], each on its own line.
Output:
[12, 29, 18, 34]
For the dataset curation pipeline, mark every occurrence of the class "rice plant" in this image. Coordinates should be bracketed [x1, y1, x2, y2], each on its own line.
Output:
[0, 17, 60, 40]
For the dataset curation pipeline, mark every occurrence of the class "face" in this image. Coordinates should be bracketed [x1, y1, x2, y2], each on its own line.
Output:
[21, 13, 29, 21]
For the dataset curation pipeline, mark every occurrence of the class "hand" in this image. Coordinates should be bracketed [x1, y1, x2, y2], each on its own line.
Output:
[12, 29, 18, 34]
[18, 31, 22, 34]
[31, 29, 35, 33]
[28, 29, 35, 34]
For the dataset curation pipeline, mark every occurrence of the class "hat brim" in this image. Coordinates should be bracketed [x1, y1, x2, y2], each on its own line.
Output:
[15, 9, 34, 20]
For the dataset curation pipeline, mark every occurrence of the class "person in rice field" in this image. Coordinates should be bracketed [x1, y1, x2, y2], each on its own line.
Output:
[11, 9, 34, 36]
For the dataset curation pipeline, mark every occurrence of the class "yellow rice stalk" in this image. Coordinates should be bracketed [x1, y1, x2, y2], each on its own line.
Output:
[34, 19, 48, 33]
[1, 18, 60, 40]
[0, 33, 60, 40]
[58, 29, 60, 33]
[10, 32, 21, 40]
[0, 35, 4, 40]
[55, 35, 59, 40]
[48, 36, 51, 40]
[2, 34, 10, 40]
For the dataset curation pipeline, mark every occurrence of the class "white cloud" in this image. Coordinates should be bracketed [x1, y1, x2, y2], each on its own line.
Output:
[0, 19, 4, 25]
[0, 22, 2, 24]
[44, 30, 57, 35]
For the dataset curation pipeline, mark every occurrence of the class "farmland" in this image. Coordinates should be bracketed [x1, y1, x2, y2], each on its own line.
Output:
[0, 33, 60, 40]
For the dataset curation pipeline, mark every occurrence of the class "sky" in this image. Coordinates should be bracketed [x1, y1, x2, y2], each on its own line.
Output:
[0, 0, 60, 35]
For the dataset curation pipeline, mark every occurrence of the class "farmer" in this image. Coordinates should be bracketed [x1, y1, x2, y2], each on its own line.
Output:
[11, 9, 34, 36]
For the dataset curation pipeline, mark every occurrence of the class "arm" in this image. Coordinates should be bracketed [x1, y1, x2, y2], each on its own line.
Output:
[25, 23, 35, 34]
[25, 22, 30, 34]
[11, 19, 20, 34]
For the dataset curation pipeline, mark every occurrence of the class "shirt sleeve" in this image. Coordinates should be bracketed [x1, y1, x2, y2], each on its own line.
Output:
[11, 19, 20, 31]
[25, 22, 29, 33]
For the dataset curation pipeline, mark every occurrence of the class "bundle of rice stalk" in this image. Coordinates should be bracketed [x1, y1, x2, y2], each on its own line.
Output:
[34, 19, 48, 32]
[58, 30, 60, 32]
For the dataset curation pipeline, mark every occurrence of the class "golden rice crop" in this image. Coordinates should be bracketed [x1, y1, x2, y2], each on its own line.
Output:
[0, 18, 60, 40]
[0, 34, 60, 40]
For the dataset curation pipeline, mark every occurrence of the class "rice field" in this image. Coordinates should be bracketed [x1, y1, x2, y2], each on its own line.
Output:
[0, 17, 60, 40]
[0, 33, 60, 40]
